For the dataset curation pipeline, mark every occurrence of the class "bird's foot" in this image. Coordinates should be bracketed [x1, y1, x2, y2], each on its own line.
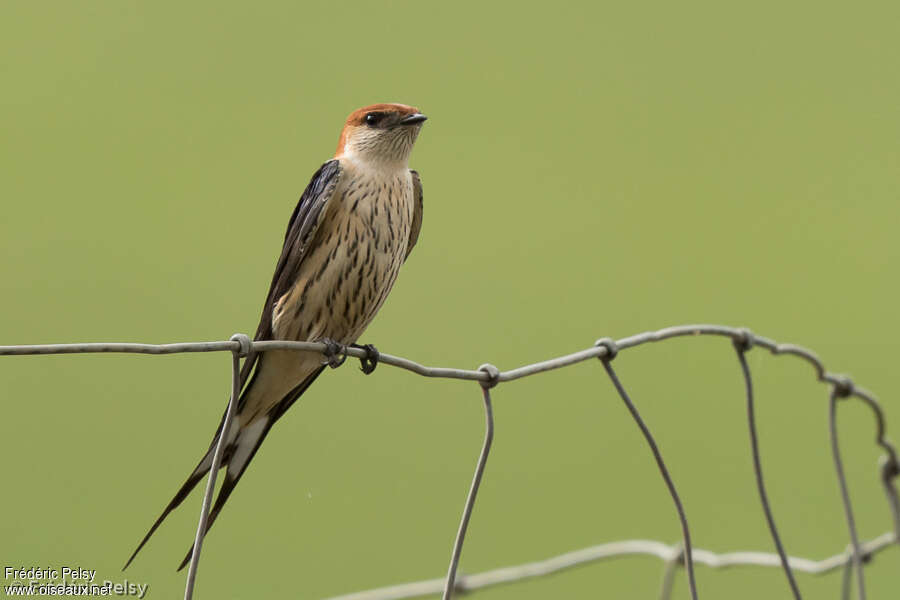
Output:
[319, 338, 348, 369]
[351, 343, 380, 375]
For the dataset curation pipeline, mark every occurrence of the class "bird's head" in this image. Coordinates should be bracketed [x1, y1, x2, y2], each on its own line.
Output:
[335, 103, 426, 166]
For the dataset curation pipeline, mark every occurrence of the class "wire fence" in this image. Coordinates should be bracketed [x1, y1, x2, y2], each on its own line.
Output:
[2, 324, 897, 599]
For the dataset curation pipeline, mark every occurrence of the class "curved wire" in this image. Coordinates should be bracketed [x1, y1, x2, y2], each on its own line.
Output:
[442, 384, 495, 599]
[599, 358, 698, 600]
[733, 342, 802, 598]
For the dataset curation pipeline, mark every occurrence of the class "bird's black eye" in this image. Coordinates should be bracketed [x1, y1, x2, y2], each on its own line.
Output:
[364, 112, 382, 126]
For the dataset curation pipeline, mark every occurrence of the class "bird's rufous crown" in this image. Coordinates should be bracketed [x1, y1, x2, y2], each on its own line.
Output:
[335, 103, 421, 157]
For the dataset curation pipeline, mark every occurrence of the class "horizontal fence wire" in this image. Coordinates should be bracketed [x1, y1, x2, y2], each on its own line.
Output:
[1, 324, 898, 599]
[323, 533, 900, 600]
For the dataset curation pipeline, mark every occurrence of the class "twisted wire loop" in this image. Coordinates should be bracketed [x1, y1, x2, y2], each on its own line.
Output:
[733, 334, 802, 599]
[1, 324, 898, 599]
[230, 332, 252, 358]
[441, 364, 498, 600]
[880, 456, 900, 539]
[595, 338, 698, 600]
[184, 335, 246, 600]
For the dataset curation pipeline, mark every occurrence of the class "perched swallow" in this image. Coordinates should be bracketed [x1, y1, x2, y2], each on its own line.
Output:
[124, 103, 426, 570]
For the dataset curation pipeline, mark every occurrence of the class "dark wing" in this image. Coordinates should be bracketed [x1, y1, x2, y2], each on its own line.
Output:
[180, 161, 341, 566]
[404, 170, 423, 261]
[238, 159, 343, 386]
[122, 160, 342, 571]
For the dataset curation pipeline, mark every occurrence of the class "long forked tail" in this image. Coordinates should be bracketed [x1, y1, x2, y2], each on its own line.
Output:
[122, 437, 221, 570]
[174, 416, 274, 570]
[121, 412, 276, 571]
[123, 366, 325, 571]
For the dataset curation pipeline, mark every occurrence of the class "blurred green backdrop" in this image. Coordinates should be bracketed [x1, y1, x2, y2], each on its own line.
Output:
[1, 1, 898, 598]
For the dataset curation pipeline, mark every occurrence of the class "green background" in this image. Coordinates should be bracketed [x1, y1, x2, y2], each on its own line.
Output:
[2, 1, 898, 598]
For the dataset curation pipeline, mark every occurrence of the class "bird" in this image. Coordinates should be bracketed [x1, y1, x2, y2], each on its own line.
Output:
[124, 103, 427, 571]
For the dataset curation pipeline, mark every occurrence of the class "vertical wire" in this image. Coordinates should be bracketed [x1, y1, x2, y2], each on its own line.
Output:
[184, 350, 241, 600]
[733, 343, 802, 598]
[840, 554, 853, 600]
[442, 384, 495, 600]
[657, 543, 682, 600]
[600, 359, 698, 600]
[829, 387, 866, 599]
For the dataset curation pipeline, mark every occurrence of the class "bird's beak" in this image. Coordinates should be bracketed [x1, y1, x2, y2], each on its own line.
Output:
[399, 113, 427, 125]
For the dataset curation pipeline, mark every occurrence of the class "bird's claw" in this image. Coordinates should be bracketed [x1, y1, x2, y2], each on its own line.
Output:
[320, 338, 348, 369]
[351, 343, 380, 375]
